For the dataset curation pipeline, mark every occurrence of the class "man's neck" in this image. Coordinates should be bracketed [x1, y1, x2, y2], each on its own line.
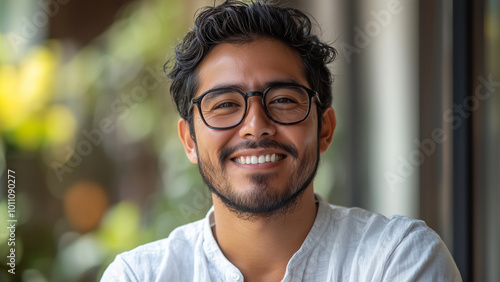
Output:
[211, 188, 318, 282]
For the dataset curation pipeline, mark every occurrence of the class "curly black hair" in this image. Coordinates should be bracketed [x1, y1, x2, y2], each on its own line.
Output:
[165, 0, 336, 128]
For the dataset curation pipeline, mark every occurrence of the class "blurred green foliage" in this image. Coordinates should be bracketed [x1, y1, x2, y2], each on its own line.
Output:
[0, 0, 214, 281]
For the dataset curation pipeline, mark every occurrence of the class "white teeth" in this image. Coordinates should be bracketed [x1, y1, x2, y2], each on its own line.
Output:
[258, 155, 265, 164]
[251, 156, 258, 164]
[234, 154, 283, 165]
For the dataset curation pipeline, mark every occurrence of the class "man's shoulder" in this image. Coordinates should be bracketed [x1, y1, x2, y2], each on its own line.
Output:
[321, 202, 439, 259]
[123, 217, 204, 260]
[326, 203, 426, 236]
[318, 202, 461, 281]
[100, 218, 207, 281]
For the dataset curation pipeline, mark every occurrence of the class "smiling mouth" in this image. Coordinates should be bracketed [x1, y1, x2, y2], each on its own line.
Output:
[232, 154, 285, 165]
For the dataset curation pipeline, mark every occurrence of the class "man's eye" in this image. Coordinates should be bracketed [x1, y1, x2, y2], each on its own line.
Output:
[270, 97, 297, 104]
[214, 102, 240, 109]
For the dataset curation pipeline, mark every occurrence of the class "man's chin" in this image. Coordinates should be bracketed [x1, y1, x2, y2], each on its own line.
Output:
[211, 182, 308, 221]
[247, 172, 279, 186]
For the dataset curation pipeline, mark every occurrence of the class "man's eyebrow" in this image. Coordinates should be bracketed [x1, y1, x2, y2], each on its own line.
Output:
[208, 78, 302, 92]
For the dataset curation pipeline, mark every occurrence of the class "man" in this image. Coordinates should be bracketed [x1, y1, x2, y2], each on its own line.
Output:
[102, 1, 461, 281]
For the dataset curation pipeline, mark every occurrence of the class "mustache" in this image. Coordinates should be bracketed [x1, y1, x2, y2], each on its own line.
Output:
[219, 139, 299, 164]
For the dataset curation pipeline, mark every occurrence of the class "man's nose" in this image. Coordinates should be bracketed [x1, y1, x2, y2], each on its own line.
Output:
[238, 97, 276, 139]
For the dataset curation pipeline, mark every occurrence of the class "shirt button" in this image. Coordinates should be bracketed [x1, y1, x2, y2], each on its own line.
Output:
[230, 272, 240, 281]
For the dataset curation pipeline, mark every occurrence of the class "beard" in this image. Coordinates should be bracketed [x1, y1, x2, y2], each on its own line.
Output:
[196, 138, 320, 221]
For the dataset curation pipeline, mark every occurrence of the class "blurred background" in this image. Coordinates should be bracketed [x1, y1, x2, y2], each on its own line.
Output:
[0, 0, 498, 281]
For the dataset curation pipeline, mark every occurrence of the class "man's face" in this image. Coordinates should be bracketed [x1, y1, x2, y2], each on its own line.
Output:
[179, 38, 334, 218]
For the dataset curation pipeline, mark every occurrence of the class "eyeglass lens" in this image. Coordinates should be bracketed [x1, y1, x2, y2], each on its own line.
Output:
[199, 85, 310, 128]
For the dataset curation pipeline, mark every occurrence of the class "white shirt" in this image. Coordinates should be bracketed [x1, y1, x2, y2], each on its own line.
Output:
[101, 195, 462, 281]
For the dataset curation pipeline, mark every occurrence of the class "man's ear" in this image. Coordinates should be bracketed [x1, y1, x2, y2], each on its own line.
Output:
[319, 107, 336, 154]
[178, 118, 198, 164]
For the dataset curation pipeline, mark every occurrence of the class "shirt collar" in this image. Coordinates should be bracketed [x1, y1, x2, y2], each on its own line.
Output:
[201, 194, 332, 277]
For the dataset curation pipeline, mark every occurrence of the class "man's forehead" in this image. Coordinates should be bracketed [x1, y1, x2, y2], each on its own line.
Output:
[195, 39, 307, 93]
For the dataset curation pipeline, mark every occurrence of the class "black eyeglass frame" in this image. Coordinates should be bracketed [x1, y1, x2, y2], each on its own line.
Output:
[189, 82, 321, 130]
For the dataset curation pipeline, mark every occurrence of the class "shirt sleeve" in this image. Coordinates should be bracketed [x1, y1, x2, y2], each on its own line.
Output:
[100, 255, 139, 282]
[382, 219, 462, 282]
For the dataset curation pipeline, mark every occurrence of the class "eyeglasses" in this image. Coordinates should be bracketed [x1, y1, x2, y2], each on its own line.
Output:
[189, 82, 321, 129]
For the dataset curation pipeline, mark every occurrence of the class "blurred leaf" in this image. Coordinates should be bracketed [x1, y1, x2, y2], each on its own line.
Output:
[7, 114, 45, 150]
[96, 201, 141, 252]
[0, 46, 57, 132]
[57, 234, 104, 280]
[44, 105, 77, 145]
